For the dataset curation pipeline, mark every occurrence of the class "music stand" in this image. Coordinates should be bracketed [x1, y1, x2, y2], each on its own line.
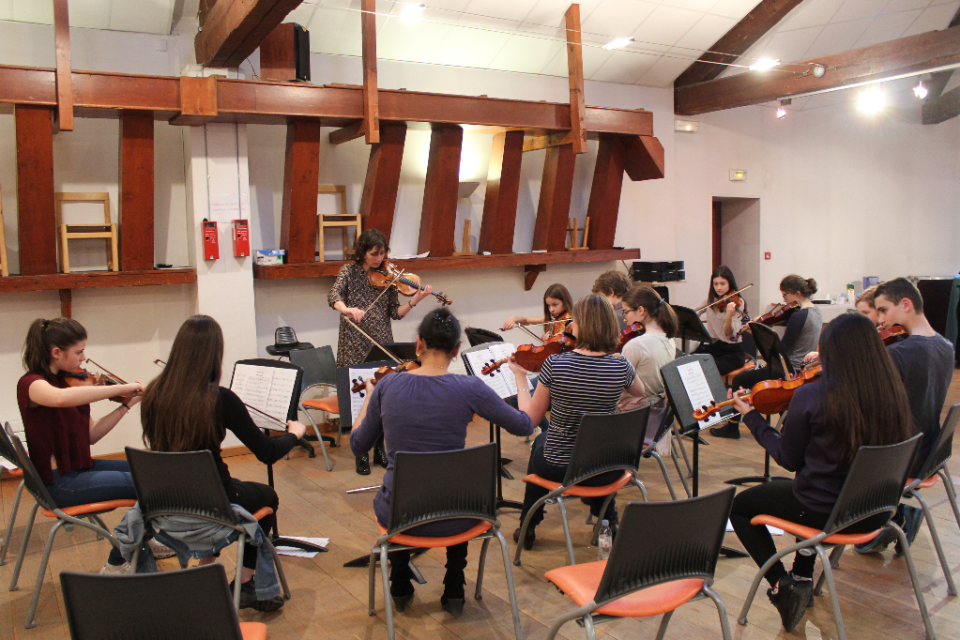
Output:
[231, 359, 327, 554]
[362, 342, 417, 363]
[461, 342, 523, 511]
[672, 305, 714, 353]
[465, 327, 504, 347]
[725, 322, 793, 487]
[661, 354, 747, 558]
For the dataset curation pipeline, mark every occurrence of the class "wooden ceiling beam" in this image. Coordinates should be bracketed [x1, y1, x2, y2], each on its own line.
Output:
[921, 5, 960, 123]
[195, 0, 303, 68]
[53, 0, 74, 131]
[674, 0, 804, 88]
[675, 26, 960, 116]
[564, 4, 587, 154]
[360, 0, 379, 144]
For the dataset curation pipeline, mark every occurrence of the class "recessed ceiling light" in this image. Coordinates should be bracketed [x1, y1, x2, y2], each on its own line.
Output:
[602, 37, 635, 51]
[400, 3, 425, 22]
[749, 58, 780, 72]
[914, 81, 928, 99]
[857, 88, 885, 114]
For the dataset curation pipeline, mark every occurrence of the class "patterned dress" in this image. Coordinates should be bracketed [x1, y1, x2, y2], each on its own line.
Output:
[328, 262, 403, 367]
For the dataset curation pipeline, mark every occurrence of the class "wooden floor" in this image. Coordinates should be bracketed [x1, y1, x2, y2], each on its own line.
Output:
[2, 372, 960, 640]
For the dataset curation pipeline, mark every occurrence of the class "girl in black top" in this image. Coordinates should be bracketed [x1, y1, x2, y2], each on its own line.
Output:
[728, 312, 914, 632]
[141, 315, 308, 612]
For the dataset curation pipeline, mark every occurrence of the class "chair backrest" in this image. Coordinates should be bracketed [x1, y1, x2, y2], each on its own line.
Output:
[61, 564, 244, 640]
[289, 345, 337, 391]
[5, 425, 59, 512]
[915, 404, 960, 481]
[739, 331, 759, 360]
[465, 327, 504, 347]
[750, 323, 792, 375]
[593, 487, 735, 604]
[823, 434, 923, 534]
[0, 422, 21, 469]
[274, 326, 299, 347]
[125, 448, 239, 526]
[55, 192, 111, 226]
[562, 407, 651, 486]
[387, 443, 498, 535]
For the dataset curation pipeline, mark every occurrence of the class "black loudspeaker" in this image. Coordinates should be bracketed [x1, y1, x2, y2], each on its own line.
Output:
[293, 24, 310, 82]
[260, 23, 311, 83]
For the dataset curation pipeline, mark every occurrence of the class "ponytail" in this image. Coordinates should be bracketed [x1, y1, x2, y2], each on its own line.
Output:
[780, 274, 818, 299]
[22, 318, 87, 379]
[622, 285, 679, 338]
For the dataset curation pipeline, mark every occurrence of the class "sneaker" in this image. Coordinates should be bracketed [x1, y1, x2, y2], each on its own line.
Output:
[710, 422, 741, 439]
[355, 453, 371, 476]
[767, 574, 813, 632]
[374, 443, 389, 468]
[895, 506, 925, 556]
[855, 527, 897, 554]
[99, 561, 133, 575]
[147, 538, 176, 560]
[231, 579, 285, 612]
[512, 526, 536, 550]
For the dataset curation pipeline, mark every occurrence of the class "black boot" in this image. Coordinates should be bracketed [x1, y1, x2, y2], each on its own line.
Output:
[442, 545, 467, 617]
[374, 441, 388, 468]
[710, 421, 741, 439]
[355, 453, 371, 475]
[390, 555, 415, 612]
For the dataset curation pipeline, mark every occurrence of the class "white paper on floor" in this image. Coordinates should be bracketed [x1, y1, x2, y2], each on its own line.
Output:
[727, 519, 783, 535]
[275, 537, 330, 558]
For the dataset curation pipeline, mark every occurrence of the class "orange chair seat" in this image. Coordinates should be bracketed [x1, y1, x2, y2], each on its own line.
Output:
[239, 621, 268, 640]
[8, 468, 22, 477]
[546, 560, 704, 617]
[523, 471, 632, 498]
[377, 521, 492, 548]
[251, 507, 274, 521]
[751, 515, 881, 546]
[41, 499, 137, 519]
[723, 363, 756, 383]
[302, 396, 339, 415]
[907, 476, 938, 489]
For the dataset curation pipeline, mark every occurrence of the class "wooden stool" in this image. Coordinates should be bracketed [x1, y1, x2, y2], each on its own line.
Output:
[567, 216, 589, 251]
[318, 184, 360, 262]
[0, 186, 8, 277]
[55, 192, 119, 274]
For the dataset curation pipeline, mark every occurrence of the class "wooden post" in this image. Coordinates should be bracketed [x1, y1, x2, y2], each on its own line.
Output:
[359, 121, 406, 243]
[417, 125, 462, 258]
[564, 4, 586, 154]
[477, 130, 523, 255]
[586, 136, 626, 251]
[53, 0, 74, 131]
[280, 120, 322, 264]
[59, 288, 72, 318]
[119, 111, 155, 271]
[532, 144, 576, 253]
[15, 106, 58, 276]
[360, 0, 379, 144]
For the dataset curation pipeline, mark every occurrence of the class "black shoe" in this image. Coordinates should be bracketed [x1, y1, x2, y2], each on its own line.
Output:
[390, 580, 415, 612]
[231, 579, 285, 612]
[441, 595, 465, 617]
[374, 443, 389, 468]
[356, 453, 371, 475]
[392, 592, 414, 612]
[710, 422, 741, 439]
[513, 526, 535, 550]
[767, 574, 813, 632]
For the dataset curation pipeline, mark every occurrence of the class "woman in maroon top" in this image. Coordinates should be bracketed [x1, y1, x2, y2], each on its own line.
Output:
[17, 318, 144, 571]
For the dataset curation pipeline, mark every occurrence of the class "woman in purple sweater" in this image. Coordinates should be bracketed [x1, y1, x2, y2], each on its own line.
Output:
[351, 308, 534, 616]
[729, 312, 914, 632]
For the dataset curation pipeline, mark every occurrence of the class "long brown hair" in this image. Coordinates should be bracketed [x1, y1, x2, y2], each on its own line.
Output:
[707, 266, 739, 305]
[571, 293, 619, 353]
[542, 283, 573, 333]
[22, 318, 87, 380]
[353, 229, 389, 265]
[819, 313, 914, 467]
[141, 315, 224, 452]
[622, 285, 679, 338]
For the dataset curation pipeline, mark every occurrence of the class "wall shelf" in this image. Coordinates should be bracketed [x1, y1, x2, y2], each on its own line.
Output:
[0, 269, 197, 294]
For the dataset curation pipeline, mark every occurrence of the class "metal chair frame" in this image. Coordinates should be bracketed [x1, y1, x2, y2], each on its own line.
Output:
[0, 422, 27, 566]
[289, 346, 340, 460]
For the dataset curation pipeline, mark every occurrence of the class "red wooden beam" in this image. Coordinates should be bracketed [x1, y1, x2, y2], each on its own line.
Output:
[418, 126, 463, 258]
[586, 136, 626, 251]
[59, 288, 71, 318]
[195, 0, 303, 68]
[623, 136, 664, 181]
[15, 106, 58, 276]
[564, 4, 587, 154]
[478, 130, 524, 255]
[360, 0, 379, 144]
[359, 122, 406, 243]
[170, 76, 218, 126]
[119, 111, 155, 271]
[279, 120, 321, 264]
[533, 144, 576, 253]
[53, 0, 74, 131]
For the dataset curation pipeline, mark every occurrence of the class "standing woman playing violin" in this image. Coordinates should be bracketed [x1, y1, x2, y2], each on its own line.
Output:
[17, 318, 145, 573]
[618, 285, 678, 412]
[328, 229, 433, 475]
[696, 266, 748, 376]
[502, 283, 573, 341]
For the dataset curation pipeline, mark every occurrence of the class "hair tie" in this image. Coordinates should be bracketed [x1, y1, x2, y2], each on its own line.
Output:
[434, 312, 452, 326]
[41, 320, 49, 330]
[657, 298, 665, 307]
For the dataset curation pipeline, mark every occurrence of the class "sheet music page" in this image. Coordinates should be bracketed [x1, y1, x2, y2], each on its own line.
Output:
[230, 364, 298, 432]
[348, 368, 380, 420]
[463, 343, 517, 399]
[676, 361, 724, 430]
[488, 342, 519, 396]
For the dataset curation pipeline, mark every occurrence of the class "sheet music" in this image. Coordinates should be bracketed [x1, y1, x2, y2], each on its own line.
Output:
[348, 367, 381, 419]
[230, 364, 298, 432]
[275, 536, 330, 557]
[464, 343, 519, 399]
[676, 361, 724, 430]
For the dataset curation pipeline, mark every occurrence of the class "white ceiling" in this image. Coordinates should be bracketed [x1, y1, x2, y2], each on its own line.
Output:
[0, 0, 177, 35]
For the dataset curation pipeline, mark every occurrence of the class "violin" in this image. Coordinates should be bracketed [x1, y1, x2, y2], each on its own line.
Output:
[351, 361, 421, 393]
[696, 284, 753, 314]
[753, 301, 800, 326]
[879, 325, 907, 346]
[369, 263, 452, 306]
[481, 331, 576, 375]
[616, 322, 645, 351]
[60, 360, 130, 403]
[693, 360, 822, 421]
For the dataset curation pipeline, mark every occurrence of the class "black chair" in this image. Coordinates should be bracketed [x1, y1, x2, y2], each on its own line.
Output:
[124, 448, 291, 611]
[544, 488, 736, 640]
[265, 326, 313, 359]
[368, 443, 522, 640]
[465, 327, 504, 346]
[290, 346, 340, 458]
[737, 434, 935, 640]
[5, 426, 134, 629]
[640, 402, 691, 499]
[0, 422, 27, 567]
[902, 403, 960, 596]
[61, 564, 268, 640]
[514, 407, 651, 567]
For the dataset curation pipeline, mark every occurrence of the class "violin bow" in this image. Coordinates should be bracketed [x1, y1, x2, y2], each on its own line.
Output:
[84, 358, 128, 384]
[695, 283, 753, 314]
[363, 266, 406, 314]
[342, 317, 403, 365]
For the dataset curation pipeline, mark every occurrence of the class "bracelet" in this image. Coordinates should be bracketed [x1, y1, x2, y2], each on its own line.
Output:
[409, 301, 417, 308]
[118, 405, 130, 414]
[517, 387, 530, 392]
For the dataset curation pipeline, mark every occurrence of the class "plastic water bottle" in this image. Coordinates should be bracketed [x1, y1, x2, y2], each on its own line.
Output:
[598, 520, 613, 561]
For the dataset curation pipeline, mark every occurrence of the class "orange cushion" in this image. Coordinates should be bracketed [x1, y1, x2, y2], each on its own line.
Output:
[522, 472, 633, 498]
[240, 621, 268, 640]
[377, 521, 492, 548]
[302, 397, 339, 414]
[8, 468, 23, 477]
[41, 499, 137, 519]
[251, 507, 274, 521]
[723, 363, 756, 381]
[751, 515, 881, 546]
[546, 560, 704, 617]
[907, 476, 939, 489]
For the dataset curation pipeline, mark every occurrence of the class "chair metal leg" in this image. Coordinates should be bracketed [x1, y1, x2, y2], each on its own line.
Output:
[815, 546, 845, 596]
[263, 536, 292, 600]
[672, 423, 693, 477]
[738, 535, 819, 625]
[654, 610, 674, 640]
[476, 537, 491, 598]
[913, 491, 957, 595]
[583, 613, 598, 640]
[24, 519, 66, 629]
[890, 523, 937, 640]
[556, 497, 576, 566]
[633, 478, 649, 502]
[815, 544, 847, 640]
[514, 491, 555, 566]
[669, 447, 692, 497]
[380, 546, 396, 640]
[90, 514, 109, 538]
[938, 466, 960, 530]
[301, 405, 332, 471]
[544, 603, 595, 640]
[408, 558, 426, 585]
[368, 549, 378, 615]
[493, 529, 524, 640]
[233, 534, 246, 611]
[10, 502, 39, 591]
[0, 479, 24, 565]
[650, 452, 679, 500]
[703, 585, 733, 640]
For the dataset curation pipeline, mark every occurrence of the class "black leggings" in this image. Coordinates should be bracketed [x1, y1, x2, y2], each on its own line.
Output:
[695, 341, 746, 376]
[227, 480, 280, 570]
[730, 481, 890, 586]
[390, 543, 469, 596]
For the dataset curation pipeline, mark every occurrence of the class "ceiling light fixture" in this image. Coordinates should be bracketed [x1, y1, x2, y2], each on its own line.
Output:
[913, 81, 928, 99]
[857, 88, 885, 115]
[749, 58, 780, 72]
[603, 36, 635, 51]
[776, 98, 790, 119]
[401, 3, 426, 22]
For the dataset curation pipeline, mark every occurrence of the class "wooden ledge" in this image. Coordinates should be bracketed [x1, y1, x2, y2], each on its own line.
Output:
[0, 269, 196, 294]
